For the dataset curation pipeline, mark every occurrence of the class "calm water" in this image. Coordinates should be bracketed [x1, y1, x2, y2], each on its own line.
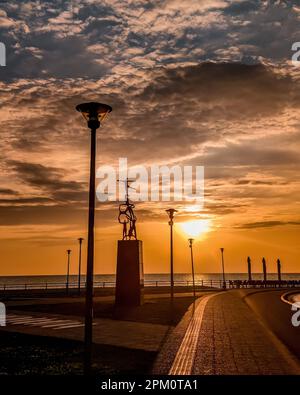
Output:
[0, 273, 299, 288]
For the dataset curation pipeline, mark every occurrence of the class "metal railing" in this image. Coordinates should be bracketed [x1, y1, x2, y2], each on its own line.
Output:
[0, 279, 215, 291]
[0, 279, 299, 292]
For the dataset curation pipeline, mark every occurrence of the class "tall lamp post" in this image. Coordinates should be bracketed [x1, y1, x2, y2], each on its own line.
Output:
[262, 257, 267, 283]
[66, 249, 71, 295]
[277, 258, 282, 283]
[166, 208, 177, 300]
[188, 238, 196, 297]
[247, 256, 252, 282]
[78, 237, 84, 296]
[76, 102, 112, 375]
[220, 247, 226, 289]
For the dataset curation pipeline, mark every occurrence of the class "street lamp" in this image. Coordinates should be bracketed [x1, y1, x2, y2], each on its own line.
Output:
[76, 101, 112, 375]
[166, 208, 177, 300]
[78, 237, 84, 296]
[277, 258, 282, 283]
[262, 257, 267, 283]
[66, 249, 71, 295]
[247, 256, 252, 282]
[188, 238, 196, 298]
[220, 247, 226, 289]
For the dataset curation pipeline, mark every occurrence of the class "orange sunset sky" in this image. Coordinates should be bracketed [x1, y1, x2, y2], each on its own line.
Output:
[0, 0, 299, 276]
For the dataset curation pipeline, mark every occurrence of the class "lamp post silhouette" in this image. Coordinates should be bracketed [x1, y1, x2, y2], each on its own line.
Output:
[76, 102, 112, 375]
[78, 238, 84, 295]
[247, 256, 252, 282]
[220, 248, 226, 289]
[66, 249, 71, 295]
[262, 257, 267, 284]
[188, 238, 196, 297]
[277, 258, 282, 283]
[166, 208, 177, 300]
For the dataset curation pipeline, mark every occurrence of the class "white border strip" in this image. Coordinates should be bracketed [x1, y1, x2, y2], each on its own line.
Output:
[280, 291, 300, 306]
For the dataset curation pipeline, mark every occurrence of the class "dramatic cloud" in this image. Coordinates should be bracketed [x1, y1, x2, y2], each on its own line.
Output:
[236, 221, 300, 229]
[9, 161, 84, 192]
[0, 0, 299, 273]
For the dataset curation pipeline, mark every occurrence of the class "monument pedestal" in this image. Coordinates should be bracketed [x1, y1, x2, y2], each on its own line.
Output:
[115, 240, 144, 306]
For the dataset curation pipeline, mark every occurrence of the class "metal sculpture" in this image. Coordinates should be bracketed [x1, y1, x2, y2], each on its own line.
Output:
[118, 179, 137, 240]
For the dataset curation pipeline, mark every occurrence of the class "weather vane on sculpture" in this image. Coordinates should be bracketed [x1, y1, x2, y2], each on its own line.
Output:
[118, 178, 137, 240]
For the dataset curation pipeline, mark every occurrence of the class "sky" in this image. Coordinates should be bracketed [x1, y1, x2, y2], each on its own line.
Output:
[0, 0, 300, 276]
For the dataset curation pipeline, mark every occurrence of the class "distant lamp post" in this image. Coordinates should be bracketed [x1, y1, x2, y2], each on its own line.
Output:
[76, 102, 112, 375]
[66, 249, 71, 295]
[277, 258, 282, 283]
[78, 238, 84, 295]
[188, 238, 196, 298]
[220, 248, 226, 289]
[166, 208, 177, 300]
[262, 257, 267, 283]
[247, 256, 252, 282]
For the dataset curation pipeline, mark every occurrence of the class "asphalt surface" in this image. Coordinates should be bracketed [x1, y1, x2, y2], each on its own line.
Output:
[239, 288, 300, 359]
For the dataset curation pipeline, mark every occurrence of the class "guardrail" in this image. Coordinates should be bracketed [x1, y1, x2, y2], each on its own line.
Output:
[0, 279, 220, 291]
[228, 280, 300, 289]
[0, 279, 299, 292]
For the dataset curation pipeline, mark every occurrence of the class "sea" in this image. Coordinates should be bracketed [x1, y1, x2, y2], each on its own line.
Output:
[0, 273, 299, 290]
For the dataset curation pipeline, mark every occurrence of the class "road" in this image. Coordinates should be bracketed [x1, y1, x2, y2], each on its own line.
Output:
[240, 288, 300, 359]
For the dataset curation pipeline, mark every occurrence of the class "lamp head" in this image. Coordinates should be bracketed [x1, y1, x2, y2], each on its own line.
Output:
[166, 208, 178, 221]
[76, 102, 112, 130]
[188, 238, 194, 247]
[67, 249, 71, 254]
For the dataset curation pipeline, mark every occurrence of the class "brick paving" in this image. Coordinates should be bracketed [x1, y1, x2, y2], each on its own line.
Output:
[2, 291, 300, 374]
[192, 292, 300, 375]
[154, 291, 300, 375]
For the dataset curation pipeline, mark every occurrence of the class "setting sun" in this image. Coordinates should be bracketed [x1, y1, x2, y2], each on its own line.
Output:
[178, 219, 211, 238]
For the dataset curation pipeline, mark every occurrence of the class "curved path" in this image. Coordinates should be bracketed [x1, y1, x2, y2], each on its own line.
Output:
[154, 290, 300, 375]
[241, 289, 300, 360]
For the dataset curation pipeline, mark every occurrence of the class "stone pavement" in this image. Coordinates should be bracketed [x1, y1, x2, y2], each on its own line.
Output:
[155, 291, 300, 375]
[4, 291, 198, 308]
[0, 291, 207, 354]
[1, 310, 170, 352]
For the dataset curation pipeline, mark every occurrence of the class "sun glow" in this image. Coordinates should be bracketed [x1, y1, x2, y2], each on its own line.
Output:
[179, 219, 211, 238]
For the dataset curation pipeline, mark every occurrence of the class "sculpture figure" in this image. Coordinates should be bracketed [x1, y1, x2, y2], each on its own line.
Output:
[118, 179, 137, 240]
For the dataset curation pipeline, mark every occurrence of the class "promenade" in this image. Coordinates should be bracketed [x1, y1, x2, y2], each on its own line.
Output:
[0, 291, 200, 354]
[1, 289, 300, 375]
[154, 290, 300, 375]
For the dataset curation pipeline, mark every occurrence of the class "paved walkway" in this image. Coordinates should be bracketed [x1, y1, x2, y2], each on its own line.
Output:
[1, 311, 170, 352]
[4, 292, 199, 307]
[0, 291, 207, 354]
[154, 291, 300, 375]
[6, 313, 87, 330]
